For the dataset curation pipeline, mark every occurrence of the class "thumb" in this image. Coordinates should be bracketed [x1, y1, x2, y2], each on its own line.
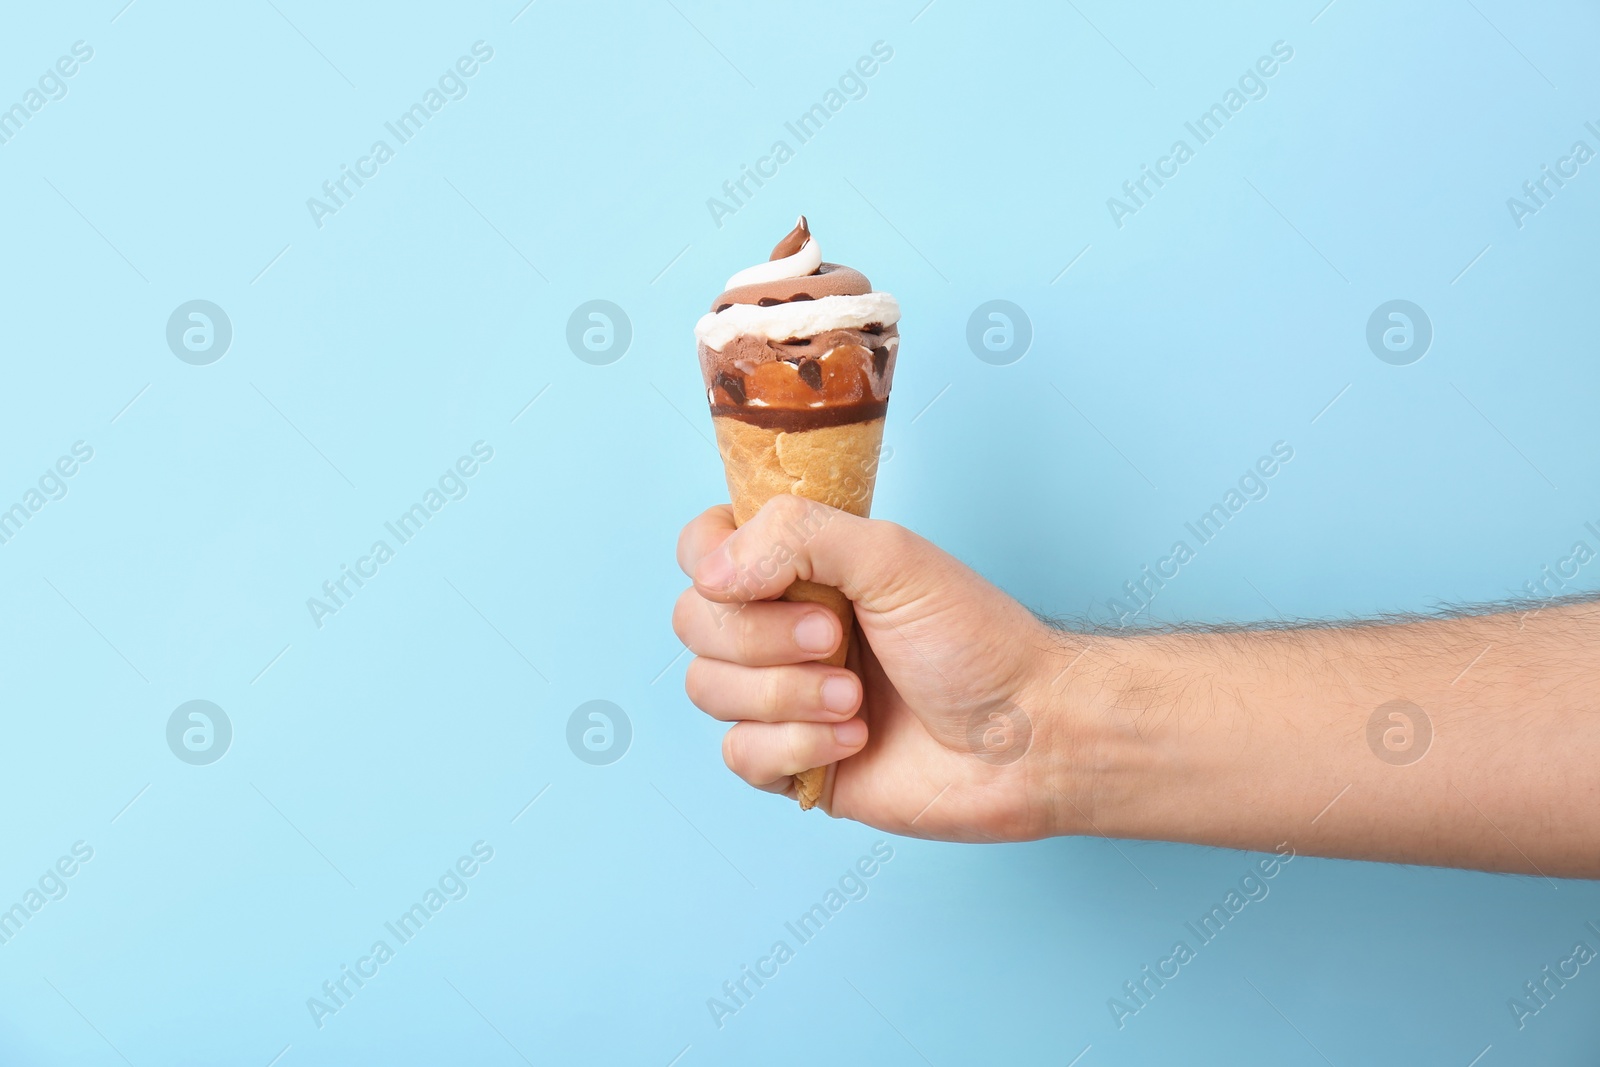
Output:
[691, 495, 927, 613]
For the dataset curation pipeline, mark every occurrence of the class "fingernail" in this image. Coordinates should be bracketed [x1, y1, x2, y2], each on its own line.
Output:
[820, 675, 856, 714]
[793, 613, 836, 654]
[696, 549, 735, 591]
[833, 718, 866, 746]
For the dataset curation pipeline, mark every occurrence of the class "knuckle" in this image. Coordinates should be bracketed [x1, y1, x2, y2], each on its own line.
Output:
[783, 723, 808, 770]
[859, 518, 920, 607]
[731, 613, 759, 665]
[739, 497, 816, 583]
[871, 517, 916, 556]
[757, 666, 786, 717]
[766, 493, 810, 524]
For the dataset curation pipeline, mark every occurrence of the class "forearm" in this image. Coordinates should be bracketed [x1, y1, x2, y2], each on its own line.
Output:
[1051, 602, 1600, 877]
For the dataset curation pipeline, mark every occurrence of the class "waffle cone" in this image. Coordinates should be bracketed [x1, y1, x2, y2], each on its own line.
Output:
[712, 414, 886, 809]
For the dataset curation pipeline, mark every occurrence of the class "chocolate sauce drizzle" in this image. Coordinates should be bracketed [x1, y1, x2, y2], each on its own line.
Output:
[713, 371, 745, 405]
[710, 400, 888, 432]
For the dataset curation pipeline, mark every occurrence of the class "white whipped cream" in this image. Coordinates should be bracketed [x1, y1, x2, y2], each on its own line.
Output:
[723, 226, 822, 289]
[694, 292, 901, 350]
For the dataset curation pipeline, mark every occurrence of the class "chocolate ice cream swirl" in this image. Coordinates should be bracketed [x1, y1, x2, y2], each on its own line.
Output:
[710, 264, 872, 313]
[695, 216, 900, 431]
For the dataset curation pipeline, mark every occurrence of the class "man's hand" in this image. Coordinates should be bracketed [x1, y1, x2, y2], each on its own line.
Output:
[672, 495, 1084, 841]
[673, 497, 1600, 877]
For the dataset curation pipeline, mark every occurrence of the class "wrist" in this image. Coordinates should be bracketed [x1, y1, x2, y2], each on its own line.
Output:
[1025, 628, 1186, 841]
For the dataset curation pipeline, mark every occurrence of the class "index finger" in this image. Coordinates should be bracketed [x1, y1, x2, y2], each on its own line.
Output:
[676, 504, 737, 578]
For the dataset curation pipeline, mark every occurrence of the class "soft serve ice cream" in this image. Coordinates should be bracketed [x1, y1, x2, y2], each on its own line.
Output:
[695, 216, 900, 434]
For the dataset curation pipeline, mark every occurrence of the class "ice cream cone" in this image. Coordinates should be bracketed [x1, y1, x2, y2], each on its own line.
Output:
[714, 415, 886, 808]
[695, 216, 900, 810]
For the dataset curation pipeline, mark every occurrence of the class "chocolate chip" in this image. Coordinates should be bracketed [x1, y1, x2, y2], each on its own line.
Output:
[872, 346, 890, 377]
[862, 322, 884, 335]
[715, 303, 732, 313]
[797, 359, 822, 390]
[780, 337, 811, 346]
[714, 371, 746, 405]
[757, 297, 783, 307]
[789, 293, 814, 301]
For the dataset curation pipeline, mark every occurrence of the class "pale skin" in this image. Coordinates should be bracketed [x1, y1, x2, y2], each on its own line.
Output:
[672, 495, 1600, 879]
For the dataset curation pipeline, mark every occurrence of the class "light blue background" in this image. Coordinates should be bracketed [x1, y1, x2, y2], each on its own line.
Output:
[1, 0, 1597, 1063]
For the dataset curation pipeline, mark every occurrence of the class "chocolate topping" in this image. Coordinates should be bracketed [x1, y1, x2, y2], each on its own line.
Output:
[713, 371, 746, 406]
[698, 323, 899, 426]
[710, 400, 887, 432]
[770, 215, 810, 261]
[710, 263, 870, 313]
[699, 216, 898, 432]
